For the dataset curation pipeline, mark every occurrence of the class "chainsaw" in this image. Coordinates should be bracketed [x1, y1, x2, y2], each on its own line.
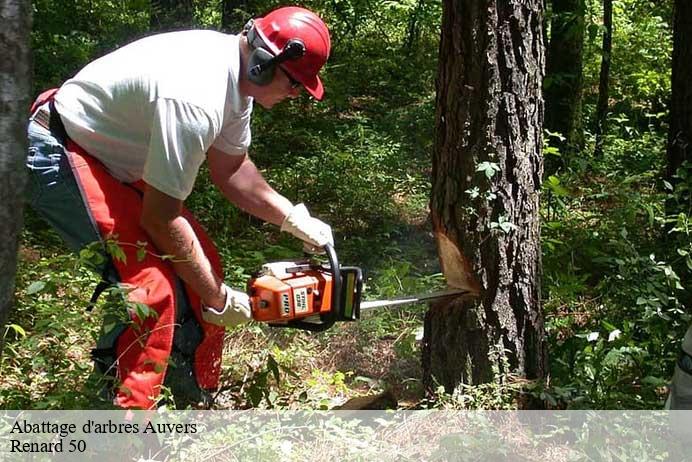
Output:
[248, 244, 466, 332]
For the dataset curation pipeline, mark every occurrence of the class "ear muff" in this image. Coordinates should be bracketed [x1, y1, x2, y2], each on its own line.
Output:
[246, 24, 306, 86]
[248, 47, 276, 86]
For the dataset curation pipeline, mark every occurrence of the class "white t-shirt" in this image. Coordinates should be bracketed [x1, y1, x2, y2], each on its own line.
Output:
[55, 31, 253, 200]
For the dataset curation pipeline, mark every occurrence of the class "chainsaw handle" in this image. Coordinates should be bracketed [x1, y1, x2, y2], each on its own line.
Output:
[325, 243, 341, 318]
[269, 243, 341, 332]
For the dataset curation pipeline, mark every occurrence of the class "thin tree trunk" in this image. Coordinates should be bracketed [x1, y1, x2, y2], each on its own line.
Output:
[150, 0, 195, 32]
[667, 0, 692, 190]
[594, 0, 613, 158]
[0, 0, 32, 360]
[544, 0, 585, 171]
[423, 0, 547, 406]
[403, 0, 426, 53]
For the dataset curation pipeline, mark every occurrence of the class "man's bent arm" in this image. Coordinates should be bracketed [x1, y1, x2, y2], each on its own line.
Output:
[208, 147, 293, 226]
[140, 185, 226, 308]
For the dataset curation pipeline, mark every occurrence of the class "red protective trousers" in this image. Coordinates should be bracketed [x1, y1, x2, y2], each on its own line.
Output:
[31, 90, 226, 409]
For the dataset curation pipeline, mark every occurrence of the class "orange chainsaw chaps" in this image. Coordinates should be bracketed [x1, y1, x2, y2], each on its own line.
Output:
[180, 208, 226, 389]
[66, 145, 225, 409]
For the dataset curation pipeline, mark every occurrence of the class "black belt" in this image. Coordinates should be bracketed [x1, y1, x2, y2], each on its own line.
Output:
[31, 101, 68, 141]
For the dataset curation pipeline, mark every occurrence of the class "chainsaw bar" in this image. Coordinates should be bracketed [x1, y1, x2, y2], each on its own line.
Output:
[359, 289, 467, 312]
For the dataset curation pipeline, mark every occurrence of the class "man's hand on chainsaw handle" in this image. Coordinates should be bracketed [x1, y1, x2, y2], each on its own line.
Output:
[281, 203, 334, 253]
[201, 283, 252, 327]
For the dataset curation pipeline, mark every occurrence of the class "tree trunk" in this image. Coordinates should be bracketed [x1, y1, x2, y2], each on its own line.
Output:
[667, 0, 692, 191]
[423, 0, 547, 405]
[0, 0, 31, 360]
[403, 0, 426, 53]
[593, 0, 613, 158]
[221, 0, 250, 33]
[150, 0, 195, 32]
[544, 0, 585, 170]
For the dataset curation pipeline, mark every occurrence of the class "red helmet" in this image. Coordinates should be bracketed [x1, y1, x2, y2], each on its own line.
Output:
[252, 6, 331, 100]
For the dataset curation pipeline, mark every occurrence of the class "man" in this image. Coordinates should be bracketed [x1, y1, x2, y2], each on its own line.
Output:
[668, 330, 692, 409]
[26, 6, 333, 408]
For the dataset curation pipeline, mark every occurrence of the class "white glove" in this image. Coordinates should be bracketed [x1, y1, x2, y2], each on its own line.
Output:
[280, 203, 334, 253]
[201, 284, 252, 327]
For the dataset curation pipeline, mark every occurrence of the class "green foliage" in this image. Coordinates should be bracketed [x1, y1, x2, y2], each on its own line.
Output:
[32, 0, 149, 92]
[10, 0, 685, 412]
[582, 0, 672, 130]
[541, 115, 690, 408]
[1, 243, 111, 409]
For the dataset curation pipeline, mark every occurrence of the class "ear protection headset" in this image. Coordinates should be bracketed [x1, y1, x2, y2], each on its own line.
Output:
[244, 19, 306, 86]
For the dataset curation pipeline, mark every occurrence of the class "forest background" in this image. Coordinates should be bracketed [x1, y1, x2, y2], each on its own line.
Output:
[2, 0, 688, 411]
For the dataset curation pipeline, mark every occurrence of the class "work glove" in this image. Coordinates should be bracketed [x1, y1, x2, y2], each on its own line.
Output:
[280, 203, 334, 253]
[201, 283, 252, 327]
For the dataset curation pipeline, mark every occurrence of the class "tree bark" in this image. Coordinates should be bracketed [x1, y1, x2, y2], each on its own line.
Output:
[544, 0, 585, 169]
[593, 0, 613, 158]
[423, 0, 547, 405]
[0, 0, 31, 359]
[666, 0, 692, 191]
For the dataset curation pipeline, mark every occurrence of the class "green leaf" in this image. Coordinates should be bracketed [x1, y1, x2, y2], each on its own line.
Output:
[476, 161, 500, 179]
[267, 354, 281, 383]
[106, 241, 127, 263]
[500, 221, 514, 233]
[645, 205, 655, 227]
[601, 320, 617, 331]
[642, 376, 667, 386]
[545, 176, 569, 196]
[26, 281, 46, 295]
[465, 187, 480, 199]
[544, 146, 561, 157]
[493, 215, 517, 234]
[143, 359, 165, 374]
[102, 314, 122, 334]
[7, 324, 26, 337]
[544, 130, 566, 142]
[136, 247, 146, 262]
[131, 302, 158, 322]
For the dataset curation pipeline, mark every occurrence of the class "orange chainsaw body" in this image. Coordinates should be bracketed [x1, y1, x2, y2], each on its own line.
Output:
[248, 246, 363, 332]
[249, 263, 334, 323]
